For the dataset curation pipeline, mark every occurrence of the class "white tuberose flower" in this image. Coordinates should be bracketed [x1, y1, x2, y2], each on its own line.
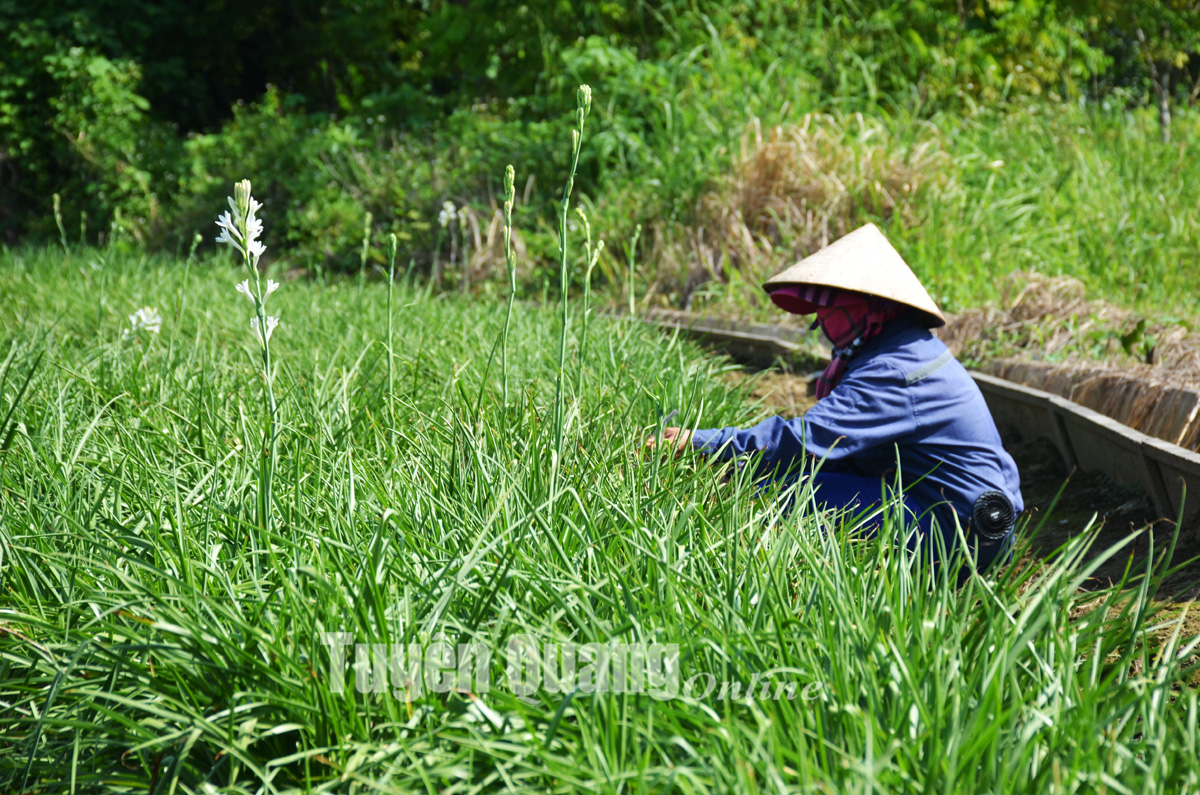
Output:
[127, 307, 162, 335]
[215, 211, 244, 255]
[438, 200, 458, 229]
[219, 181, 281, 349]
[243, 197, 264, 246]
[215, 181, 265, 265]
[236, 278, 279, 305]
[250, 316, 279, 348]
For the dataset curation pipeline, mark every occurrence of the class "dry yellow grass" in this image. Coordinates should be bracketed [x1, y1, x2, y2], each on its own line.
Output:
[941, 271, 1200, 376]
[645, 113, 949, 309]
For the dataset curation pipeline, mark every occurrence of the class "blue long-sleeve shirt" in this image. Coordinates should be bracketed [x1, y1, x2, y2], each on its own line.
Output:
[689, 319, 1023, 527]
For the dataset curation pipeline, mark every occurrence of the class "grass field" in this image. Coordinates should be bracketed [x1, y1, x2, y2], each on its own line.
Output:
[1, 244, 1198, 793]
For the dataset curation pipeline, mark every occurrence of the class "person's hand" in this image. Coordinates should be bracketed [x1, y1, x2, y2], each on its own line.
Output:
[645, 426, 692, 456]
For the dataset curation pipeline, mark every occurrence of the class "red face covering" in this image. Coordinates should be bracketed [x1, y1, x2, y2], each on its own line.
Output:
[769, 285, 904, 398]
[814, 301, 872, 348]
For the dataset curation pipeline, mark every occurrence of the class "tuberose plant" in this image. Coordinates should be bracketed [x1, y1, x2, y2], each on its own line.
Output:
[216, 179, 281, 534]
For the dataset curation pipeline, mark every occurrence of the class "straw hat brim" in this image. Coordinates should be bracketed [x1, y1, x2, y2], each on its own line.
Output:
[762, 222, 946, 328]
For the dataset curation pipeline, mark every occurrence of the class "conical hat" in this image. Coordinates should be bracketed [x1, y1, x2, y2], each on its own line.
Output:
[762, 223, 945, 328]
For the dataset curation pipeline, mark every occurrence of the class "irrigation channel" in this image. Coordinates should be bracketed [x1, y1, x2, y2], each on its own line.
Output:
[633, 307, 1200, 609]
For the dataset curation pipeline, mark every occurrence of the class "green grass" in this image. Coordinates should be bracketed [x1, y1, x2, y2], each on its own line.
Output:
[907, 106, 1200, 317]
[1, 247, 1199, 792]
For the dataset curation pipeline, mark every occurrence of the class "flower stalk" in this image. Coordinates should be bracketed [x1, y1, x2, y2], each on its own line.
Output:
[575, 206, 603, 396]
[175, 231, 203, 323]
[553, 85, 591, 454]
[358, 211, 373, 300]
[501, 165, 517, 408]
[53, 193, 68, 254]
[625, 223, 641, 318]
[386, 232, 398, 427]
[433, 200, 459, 291]
[217, 179, 280, 535]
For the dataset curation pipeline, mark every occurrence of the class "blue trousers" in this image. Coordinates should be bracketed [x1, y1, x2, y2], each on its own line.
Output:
[802, 471, 1012, 580]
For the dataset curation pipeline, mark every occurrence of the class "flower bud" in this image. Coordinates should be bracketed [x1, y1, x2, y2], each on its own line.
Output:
[234, 180, 252, 214]
[577, 84, 592, 116]
[504, 165, 515, 202]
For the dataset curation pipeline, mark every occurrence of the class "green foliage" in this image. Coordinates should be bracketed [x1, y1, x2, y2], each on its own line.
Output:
[165, 88, 571, 275]
[0, 6, 172, 242]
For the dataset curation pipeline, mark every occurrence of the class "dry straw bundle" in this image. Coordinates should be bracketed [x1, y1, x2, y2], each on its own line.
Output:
[647, 113, 949, 310]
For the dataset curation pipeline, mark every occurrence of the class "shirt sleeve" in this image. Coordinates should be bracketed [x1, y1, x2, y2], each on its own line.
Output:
[689, 359, 918, 474]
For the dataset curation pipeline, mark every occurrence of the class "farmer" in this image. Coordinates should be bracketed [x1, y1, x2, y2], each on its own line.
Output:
[652, 223, 1023, 575]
